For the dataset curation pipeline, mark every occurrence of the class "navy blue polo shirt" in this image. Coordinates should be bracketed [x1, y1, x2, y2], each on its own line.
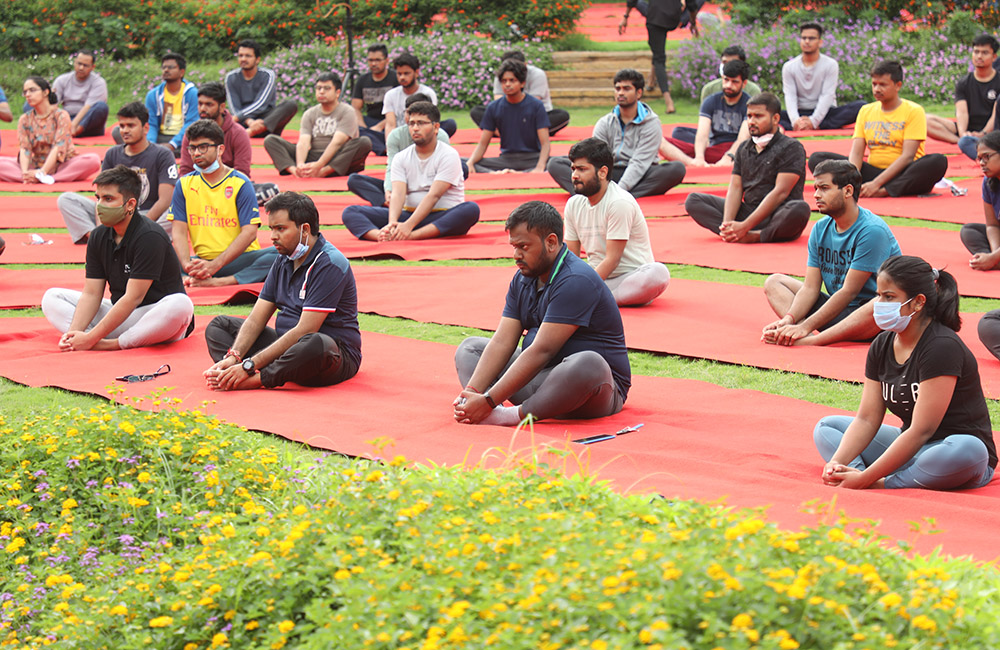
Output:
[502, 244, 631, 400]
[85, 211, 186, 306]
[259, 234, 362, 369]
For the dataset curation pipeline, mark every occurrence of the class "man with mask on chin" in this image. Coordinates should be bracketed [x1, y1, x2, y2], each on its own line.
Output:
[41, 165, 194, 351]
[169, 119, 278, 287]
[562, 138, 669, 306]
[685, 92, 811, 244]
[453, 201, 630, 427]
[202, 192, 361, 391]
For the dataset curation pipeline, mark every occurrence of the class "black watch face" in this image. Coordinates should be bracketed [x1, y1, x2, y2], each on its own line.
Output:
[242, 359, 255, 373]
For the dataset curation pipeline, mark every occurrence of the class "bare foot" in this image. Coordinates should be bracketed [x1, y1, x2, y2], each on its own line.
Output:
[662, 92, 676, 114]
[92, 338, 121, 351]
[739, 231, 761, 243]
[246, 122, 267, 137]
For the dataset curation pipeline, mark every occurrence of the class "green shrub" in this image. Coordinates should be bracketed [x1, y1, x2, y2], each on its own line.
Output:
[673, 19, 969, 105]
[719, 0, 993, 27]
[0, 0, 587, 61]
[2, 401, 1000, 648]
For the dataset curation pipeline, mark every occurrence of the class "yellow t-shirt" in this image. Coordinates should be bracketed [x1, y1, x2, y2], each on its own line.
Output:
[161, 88, 185, 137]
[853, 99, 926, 168]
[169, 170, 260, 260]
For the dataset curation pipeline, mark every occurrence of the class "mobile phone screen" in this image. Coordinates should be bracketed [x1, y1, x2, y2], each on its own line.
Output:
[571, 433, 616, 444]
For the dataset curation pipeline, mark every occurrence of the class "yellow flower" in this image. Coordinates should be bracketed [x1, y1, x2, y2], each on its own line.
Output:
[211, 632, 228, 647]
[334, 569, 351, 580]
[292, 504, 308, 515]
[732, 613, 753, 629]
[137, 472, 152, 483]
[911, 615, 937, 632]
[149, 616, 174, 628]
[779, 638, 800, 649]
[109, 605, 128, 616]
[880, 593, 903, 608]
[245, 621, 260, 631]
[278, 620, 295, 633]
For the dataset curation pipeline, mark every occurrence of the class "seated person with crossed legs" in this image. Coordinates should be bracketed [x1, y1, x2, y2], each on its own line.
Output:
[453, 201, 630, 426]
[204, 192, 361, 391]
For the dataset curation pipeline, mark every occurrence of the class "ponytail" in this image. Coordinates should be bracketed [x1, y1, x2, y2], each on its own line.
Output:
[26, 75, 57, 106]
[878, 255, 961, 332]
[933, 269, 961, 332]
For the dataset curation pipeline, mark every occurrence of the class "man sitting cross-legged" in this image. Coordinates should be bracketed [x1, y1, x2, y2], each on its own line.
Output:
[927, 33, 1000, 160]
[685, 92, 810, 243]
[341, 101, 479, 241]
[808, 60, 948, 198]
[203, 192, 361, 391]
[761, 159, 901, 346]
[225, 39, 298, 138]
[453, 201, 630, 426]
[659, 59, 751, 167]
[42, 165, 194, 351]
[467, 58, 550, 174]
[346, 92, 459, 208]
[170, 119, 279, 287]
[263, 72, 371, 179]
[59, 101, 178, 244]
[547, 68, 685, 198]
[469, 49, 570, 137]
[563, 138, 669, 306]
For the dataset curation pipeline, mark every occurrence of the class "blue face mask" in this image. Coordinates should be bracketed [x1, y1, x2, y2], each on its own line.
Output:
[873, 297, 915, 333]
[286, 228, 309, 261]
[194, 159, 221, 175]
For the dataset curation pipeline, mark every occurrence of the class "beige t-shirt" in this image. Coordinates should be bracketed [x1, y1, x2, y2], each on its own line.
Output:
[563, 181, 654, 278]
[300, 103, 359, 153]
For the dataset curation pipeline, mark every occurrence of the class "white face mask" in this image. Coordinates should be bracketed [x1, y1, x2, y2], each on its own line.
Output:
[194, 158, 221, 175]
[873, 297, 915, 333]
[286, 227, 309, 261]
[751, 133, 774, 146]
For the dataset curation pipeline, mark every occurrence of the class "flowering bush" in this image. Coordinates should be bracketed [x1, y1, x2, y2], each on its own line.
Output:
[721, 0, 1000, 28]
[673, 19, 970, 105]
[119, 33, 553, 110]
[2, 401, 1000, 648]
[0, 0, 584, 61]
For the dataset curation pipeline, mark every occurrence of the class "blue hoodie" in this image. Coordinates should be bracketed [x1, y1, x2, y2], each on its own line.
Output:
[145, 80, 199, 150]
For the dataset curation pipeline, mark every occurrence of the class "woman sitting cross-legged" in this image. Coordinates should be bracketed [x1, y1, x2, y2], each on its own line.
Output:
[814, 255, 997, 490]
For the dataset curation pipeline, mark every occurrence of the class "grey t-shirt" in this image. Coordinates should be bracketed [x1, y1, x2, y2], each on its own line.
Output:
[53, 71, 108, 115]
[300, 103, 359, 154]
[781, 54, 840, 125]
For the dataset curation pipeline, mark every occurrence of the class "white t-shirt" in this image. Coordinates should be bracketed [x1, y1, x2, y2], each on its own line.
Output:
[381, 84, 439, 122]
[563, 181, 654, 278]
[390, 141, 465, 210]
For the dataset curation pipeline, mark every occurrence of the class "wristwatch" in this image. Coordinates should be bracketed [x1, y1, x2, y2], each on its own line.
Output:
[242, 358, 257, 376]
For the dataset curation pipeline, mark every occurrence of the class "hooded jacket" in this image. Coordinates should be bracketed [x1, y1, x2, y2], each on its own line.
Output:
[145, 79, 199, 150]
[592, 101, 663, 192]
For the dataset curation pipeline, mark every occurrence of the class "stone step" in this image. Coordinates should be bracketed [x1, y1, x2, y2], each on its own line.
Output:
[552, 51, 652, 69]
[550, 88, 620, 107]
[547, 69, 620, 90]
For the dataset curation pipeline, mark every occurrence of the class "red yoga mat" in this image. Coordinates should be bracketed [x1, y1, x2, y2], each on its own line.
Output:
[645, 217, 1000, 299]
[800, 137, 961, 158]
[0, 316, 996, 560]
[0, 230, 277, 265]
[807, 178, 980, 225]
[250, 170, 562, 192]
[351, 265, 1000, 398]
[0, 268, 261, 309]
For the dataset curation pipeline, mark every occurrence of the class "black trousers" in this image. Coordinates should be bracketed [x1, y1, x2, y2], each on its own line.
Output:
[807, 151, 948, 197]
[205, 315, 358, 388]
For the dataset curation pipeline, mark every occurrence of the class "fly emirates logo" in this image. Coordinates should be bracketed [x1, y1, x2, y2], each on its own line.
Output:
[189, 205, 238, 228]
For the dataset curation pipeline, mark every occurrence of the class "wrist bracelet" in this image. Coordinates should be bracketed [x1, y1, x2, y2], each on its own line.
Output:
[484, 392, 498, 409]
[225, 348, 243, 362]
[465, 385, 480, 394]
[785, 313, 796, 324]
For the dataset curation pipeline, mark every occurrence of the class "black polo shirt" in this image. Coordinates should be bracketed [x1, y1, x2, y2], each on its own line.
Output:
[85, 213, 186, 306]
[732, 130, 806, 210]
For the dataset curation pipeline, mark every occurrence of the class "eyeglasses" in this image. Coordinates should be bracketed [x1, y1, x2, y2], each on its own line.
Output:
[407, 120, 433, 128]
[22, 87, 42, 96]
[977, 152, 1000, 164]
[187, 143, 219, 154]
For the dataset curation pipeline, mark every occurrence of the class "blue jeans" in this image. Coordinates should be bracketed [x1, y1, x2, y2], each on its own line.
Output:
[958, 134, 980, 161]
[23, 101, 109, 137]
[813, 415, 994, 490]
